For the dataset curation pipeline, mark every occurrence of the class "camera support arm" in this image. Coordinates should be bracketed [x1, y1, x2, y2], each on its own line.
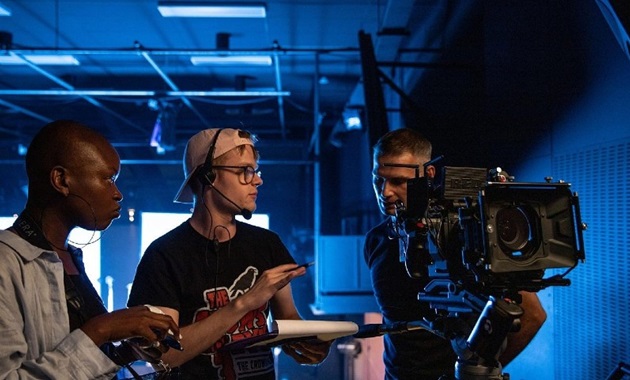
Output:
[452, 296, 522, 380]
[420, 277, 523, 380]
[466, 297, 523, 364]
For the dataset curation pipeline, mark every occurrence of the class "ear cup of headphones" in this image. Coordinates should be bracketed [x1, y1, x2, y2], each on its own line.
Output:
[197, 129, 223, 186]
[206, 169, 216, 184]
[197, 165, 216, 185]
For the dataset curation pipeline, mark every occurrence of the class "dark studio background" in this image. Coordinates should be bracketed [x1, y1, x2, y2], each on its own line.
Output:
[1, 0, 629, 379]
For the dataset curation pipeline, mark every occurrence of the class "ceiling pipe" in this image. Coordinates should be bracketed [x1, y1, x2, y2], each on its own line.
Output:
[139, 48, 211, 128]
[0, 90, 291, 97]
[312, 52, 322, 283]
[118, 159, 315, 166]
[272, 41, 286, 139]
[7, 52, 146, 133]
[307, 53, 323, 155]
[0, 98, 52, 124]
[5, 47, 359, 56]
[0, 158, 316, 165]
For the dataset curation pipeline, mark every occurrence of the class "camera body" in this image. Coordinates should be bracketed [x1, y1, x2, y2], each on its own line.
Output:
[393, 164, 586, 377]
[401, 166, 585, 311]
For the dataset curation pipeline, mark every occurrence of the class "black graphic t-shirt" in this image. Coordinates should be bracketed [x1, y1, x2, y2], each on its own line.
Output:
[128, 220, 295, 379]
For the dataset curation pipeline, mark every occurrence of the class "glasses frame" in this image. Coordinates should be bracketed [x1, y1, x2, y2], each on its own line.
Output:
[212, 165, 261, 184]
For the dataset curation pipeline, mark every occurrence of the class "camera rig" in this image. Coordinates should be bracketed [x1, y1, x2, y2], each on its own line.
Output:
[391, 162, 586, 380]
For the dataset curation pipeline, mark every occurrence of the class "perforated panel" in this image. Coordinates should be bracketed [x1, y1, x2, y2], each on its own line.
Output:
[552, 140, 630, 379]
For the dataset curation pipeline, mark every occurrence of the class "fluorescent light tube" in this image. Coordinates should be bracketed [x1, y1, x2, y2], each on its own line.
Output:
[0, 55, 80, 65]
[0, 2, 11, 16]
[190, 55, 273, 66]
[158, 2, 266, 18]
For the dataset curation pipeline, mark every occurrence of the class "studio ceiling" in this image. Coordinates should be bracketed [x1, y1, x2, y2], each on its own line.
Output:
[0, 0, 473, 213]
[0, 0, 453, 155]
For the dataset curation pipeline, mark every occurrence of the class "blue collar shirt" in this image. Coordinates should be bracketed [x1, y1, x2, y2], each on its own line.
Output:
[0, 230, 119, 379]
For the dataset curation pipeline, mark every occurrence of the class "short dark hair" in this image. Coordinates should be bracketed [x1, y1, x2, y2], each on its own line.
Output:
[25, 120, 105, 181]
[372, 128, 432, 161]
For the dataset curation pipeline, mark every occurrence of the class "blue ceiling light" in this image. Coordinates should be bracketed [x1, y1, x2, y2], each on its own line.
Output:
[343, 108, 362, 130]
[157, 2, 266, 18]
[190, 55, 272, 66]
[17, 144, 27, 156]
[150, 102, 180, 154]
[0, 2, 11, 16]
[0, 55, 80, 65]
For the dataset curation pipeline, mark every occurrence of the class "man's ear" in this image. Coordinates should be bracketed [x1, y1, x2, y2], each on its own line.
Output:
[50, 166, 70, 196]
[425, 165, 436, 179]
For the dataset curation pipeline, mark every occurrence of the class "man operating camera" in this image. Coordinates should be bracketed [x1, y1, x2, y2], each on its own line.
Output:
[364, 128, 547, 380]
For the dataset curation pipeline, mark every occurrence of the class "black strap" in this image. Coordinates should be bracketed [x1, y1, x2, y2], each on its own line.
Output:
[11, 212, 55, 251]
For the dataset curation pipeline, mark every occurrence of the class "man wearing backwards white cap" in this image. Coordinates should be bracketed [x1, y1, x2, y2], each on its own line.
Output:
[128, 128, 331, 379]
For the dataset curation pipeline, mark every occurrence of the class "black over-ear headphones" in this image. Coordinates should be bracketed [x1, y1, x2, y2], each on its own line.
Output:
[197, 129, 223, 186]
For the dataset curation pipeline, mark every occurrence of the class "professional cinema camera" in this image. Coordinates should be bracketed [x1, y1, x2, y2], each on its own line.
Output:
[391, 161, 586, 380]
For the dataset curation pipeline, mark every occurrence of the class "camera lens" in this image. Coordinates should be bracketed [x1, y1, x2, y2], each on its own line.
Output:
[496, 207, 531, 257]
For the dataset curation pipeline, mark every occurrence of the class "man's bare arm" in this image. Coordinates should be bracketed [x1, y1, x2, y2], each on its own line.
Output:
[499, 291, 547, 366]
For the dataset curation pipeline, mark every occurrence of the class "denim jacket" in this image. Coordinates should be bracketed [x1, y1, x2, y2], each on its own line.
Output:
[0, 230, 119, 379]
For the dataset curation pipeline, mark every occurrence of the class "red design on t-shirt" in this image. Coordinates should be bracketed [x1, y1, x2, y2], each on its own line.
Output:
[191, 266, 273, 379]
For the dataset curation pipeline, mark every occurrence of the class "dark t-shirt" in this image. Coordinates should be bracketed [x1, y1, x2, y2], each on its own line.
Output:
[364, 219, 457, 380]
[128, 220, 295, 380]
[65, 247, 109, 331]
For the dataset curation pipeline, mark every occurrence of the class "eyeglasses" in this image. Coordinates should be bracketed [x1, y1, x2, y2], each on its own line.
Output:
[213, 165, 261, 184]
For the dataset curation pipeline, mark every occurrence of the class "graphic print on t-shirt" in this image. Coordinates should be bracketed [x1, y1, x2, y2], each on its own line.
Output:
[192, 266, 273, 379]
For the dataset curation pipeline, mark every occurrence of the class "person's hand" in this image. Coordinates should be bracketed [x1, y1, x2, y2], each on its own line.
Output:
[282, 339, 332, 365]
[237, 263, 306, 311]
[80, 305, 180, 347]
